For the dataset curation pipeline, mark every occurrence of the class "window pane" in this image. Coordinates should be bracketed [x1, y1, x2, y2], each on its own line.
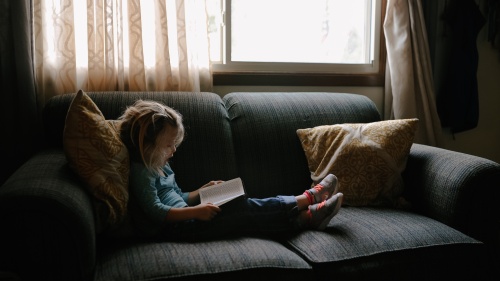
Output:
[231, 0, 372, 64]
[207, 0, 223, 62]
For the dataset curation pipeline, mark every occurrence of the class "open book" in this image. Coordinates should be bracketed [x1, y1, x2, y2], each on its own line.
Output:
[199, 177, 246, 206]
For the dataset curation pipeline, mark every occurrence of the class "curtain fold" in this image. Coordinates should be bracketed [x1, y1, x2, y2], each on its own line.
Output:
[383, 0, 443, 146]
[33, 0, 212, 106]
[0, 0, 39, 184]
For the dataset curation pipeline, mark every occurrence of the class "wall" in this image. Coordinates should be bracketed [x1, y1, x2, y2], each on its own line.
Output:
[213, 26, 500, 164]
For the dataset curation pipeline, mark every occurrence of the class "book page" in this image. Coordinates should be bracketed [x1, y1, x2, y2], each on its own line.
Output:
[199, 178, 245, 206]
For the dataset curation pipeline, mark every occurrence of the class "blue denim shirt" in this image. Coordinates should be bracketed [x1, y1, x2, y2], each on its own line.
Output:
[129, 161, 189, 234]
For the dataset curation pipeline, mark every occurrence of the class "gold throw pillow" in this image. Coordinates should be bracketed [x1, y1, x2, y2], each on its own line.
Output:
[63, 90, 129, 229]
[296, 119, 418, 207]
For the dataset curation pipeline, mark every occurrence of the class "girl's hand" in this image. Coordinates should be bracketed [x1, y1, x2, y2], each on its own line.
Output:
[201, 180, 224, 188]
[187, 180, 225, 205]
[187, 180, 226, 206]
[192, 203, 221, 221]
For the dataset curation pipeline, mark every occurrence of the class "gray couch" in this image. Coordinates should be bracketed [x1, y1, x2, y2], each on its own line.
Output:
[1, 91, 499, 281]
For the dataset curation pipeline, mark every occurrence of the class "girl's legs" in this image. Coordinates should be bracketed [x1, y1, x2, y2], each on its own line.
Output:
[163, 174, 342, 241]
[164, 195, 300, 240]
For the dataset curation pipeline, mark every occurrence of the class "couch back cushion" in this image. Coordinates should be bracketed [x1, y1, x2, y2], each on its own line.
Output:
[223, 92, 381, 198]
[44, 91, 238, 191]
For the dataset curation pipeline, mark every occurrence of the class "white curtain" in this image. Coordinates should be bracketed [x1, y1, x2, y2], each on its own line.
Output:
[383, 0, 443, 146]
[33, 0, 212, 106]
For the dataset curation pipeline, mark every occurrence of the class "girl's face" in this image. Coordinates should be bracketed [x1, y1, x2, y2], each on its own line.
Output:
[156, 126, 179, 166]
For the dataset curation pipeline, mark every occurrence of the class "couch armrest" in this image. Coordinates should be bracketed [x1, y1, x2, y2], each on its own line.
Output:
[0, 149, 96, 281]
[403, 144, 500, 245]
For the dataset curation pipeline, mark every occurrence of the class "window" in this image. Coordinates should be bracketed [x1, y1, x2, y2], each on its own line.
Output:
[206, 0, 386, 86]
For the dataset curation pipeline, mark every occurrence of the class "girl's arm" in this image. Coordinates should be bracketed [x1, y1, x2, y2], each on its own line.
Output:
[187, 189, 201, 205]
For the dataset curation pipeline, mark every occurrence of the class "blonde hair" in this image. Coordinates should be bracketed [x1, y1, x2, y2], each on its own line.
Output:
[119, 100, 184, 174]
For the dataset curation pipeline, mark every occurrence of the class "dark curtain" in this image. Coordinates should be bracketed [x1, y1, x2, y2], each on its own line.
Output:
[422, 0, 486, 135]
[0, 0, 40, 185]
[486, 0, 500, 49]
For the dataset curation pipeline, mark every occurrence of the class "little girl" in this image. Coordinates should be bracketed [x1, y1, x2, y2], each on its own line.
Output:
[119, 99, 343, 240]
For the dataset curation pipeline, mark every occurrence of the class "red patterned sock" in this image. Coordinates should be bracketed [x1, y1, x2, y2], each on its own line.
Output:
[303, 190, 314, 205]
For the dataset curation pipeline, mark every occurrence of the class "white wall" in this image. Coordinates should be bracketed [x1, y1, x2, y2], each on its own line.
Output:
[213, 26, 500, 164]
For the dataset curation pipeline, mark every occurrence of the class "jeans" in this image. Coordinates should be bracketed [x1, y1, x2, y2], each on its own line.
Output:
[162, 195, 300, 241]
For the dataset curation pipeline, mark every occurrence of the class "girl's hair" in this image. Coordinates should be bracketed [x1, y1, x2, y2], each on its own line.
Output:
[119, 100, 184, 173]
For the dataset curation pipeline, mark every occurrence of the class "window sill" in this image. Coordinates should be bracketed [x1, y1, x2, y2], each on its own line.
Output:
[213, 71, 385, 87]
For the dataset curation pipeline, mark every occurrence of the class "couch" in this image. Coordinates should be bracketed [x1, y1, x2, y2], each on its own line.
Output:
[0, 91, 499, 281]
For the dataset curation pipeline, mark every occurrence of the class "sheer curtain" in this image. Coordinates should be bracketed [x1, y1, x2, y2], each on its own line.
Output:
[33, 0, 212, 106]
[383, 0, 443, 146]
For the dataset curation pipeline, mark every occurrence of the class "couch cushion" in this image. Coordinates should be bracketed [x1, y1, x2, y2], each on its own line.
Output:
[287, 207, 486, 279]
[95, 237, 311, 281]
[296, 119, 418, 207]
[223, 92, 381, 198]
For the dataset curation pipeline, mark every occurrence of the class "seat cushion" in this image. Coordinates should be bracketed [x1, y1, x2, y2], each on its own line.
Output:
[95, 237, 311, 281]
[286, 207, 487, 279]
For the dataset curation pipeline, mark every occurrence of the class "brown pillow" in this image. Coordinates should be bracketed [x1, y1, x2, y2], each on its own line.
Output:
[63, 90, 129, 229]
[296, 119, 418, 207]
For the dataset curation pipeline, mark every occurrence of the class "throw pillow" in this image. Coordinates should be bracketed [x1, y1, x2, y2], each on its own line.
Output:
[296, 119, 418, 208]
[63, 90, 129, 230]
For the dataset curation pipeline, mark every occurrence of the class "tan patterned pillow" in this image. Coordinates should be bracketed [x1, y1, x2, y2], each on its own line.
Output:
[63, 90, 129, 229]
[296, 119, 418, 207]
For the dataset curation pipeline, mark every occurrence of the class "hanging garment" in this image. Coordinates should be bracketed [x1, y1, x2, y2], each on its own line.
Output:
[437, 0, 486, 134]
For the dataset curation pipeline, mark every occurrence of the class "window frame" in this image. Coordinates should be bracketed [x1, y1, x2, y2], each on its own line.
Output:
[212, 0, 387, 87]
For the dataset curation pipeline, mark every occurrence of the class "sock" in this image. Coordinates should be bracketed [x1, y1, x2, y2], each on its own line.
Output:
[303, 190, 314, 205]
[303, 174, 338, 204]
